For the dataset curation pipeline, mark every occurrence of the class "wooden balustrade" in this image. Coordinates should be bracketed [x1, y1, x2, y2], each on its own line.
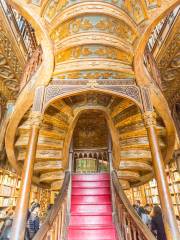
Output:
[144, 46, 162, 90]
[147, 6, 180, 54]
[73, 148, 109, 173]
[33, 171, 70, 240]
[144, 6, 180, 91]
[20, 45, 43, 91]
[112, 171, 156, 240]
[0, 0, 38, 58]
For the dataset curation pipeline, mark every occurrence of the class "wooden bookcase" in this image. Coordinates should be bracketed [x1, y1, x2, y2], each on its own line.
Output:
[125, 160, 180, 218]
[0, 168, 51, 230]
[0, 169, 20, 230]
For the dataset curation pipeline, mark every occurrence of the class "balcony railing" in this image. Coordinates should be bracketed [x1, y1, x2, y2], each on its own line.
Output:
[147, 6, 180, 56]
[0, 0, 38, 59]
[73, 148, 109, 173]
[19, 45, 43, 92]
[144, 6, 180, 91]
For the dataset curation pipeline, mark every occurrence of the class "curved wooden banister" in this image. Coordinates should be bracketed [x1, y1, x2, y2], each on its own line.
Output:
[112, 171, 156, 240]
[33, 171, 70, 240]
[20, 45, 43, 92]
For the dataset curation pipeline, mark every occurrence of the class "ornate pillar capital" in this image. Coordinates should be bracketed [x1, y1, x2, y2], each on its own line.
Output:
[30, 111, 43, 127]
[142, 111, 156, 128]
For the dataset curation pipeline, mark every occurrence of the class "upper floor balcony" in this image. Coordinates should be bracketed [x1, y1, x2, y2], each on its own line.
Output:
[0, 0, 38, 62]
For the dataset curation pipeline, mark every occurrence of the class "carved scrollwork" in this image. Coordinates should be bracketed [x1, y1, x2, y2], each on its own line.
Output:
[0, 24, 23, 99]
[44, 84, 142, 109]
[97, 85, 141, 106]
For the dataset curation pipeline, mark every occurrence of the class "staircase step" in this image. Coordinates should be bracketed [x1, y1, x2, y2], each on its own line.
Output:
[70, 215, 112, 226]
[71, 204, 112, 214]
[72, 180, 110, 188]
[71, 195, 111, 205]
[72, 187, 110, 196]
[72, 173, 110, 182]
[68, 226, 116, 240]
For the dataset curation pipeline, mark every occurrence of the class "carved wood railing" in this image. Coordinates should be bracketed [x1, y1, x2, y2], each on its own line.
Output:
[147, 6, 180, 55]
[144, 46, 162, 90]
[0, 0, 38, 58]
[144, 6, 180, 91]
[112, 171, 156, 240]
[73, 148, 109, 173]
[20, 45, 43, 91]
[33, 171, 70, 240]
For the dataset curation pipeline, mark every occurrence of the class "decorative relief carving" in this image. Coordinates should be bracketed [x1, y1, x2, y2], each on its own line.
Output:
[98, 85, 141, 105]
[143, 111, 157, 128]
[51, 79, 136, 85]
[44, 85, 142, 108]
[0, 33, 22, 79]
[87, 79, 99, 88]
[0, 24, 23, 98]
[44, 85, 65, 104]
[52, 70, 134, 80]
[44, 0, 126, 22]
[125, 0, 147, 24]
[50, 15, 135, 43]
[48, 1, 138, 37]
[55, 32, 133, 53]
[157, 31, 180, 103]
[158, 33, 179, 69]
[55, 45, 132, 64]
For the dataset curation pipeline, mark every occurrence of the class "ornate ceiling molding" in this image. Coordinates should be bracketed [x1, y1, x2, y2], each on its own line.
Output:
[43, 84, 142, 111]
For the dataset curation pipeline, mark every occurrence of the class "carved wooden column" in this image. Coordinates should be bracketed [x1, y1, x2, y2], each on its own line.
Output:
[11, 111, 42, 240]
[143, 111, 180, 240]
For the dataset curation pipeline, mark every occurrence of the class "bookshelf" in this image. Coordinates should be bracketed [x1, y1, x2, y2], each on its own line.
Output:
[125, 161, 180, 218]
[0, 169, 20, 208]
[0, 167, 51, 231]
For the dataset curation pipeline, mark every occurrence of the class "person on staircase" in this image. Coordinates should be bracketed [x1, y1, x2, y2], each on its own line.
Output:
[26, 203, 40, 240]
[150, 205, 167, 240]
[134, 200, 145, 219]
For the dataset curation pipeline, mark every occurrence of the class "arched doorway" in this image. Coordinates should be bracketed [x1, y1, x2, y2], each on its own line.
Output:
[72, 110, 110, 173]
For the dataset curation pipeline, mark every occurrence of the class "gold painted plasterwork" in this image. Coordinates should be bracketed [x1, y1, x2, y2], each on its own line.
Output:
[50, 15, 136, 43]
[55, 45, 133, 64]
[43, 0, 126, 22]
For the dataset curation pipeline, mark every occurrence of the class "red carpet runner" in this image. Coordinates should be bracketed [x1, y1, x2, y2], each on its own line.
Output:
[67, 173, 117, 240]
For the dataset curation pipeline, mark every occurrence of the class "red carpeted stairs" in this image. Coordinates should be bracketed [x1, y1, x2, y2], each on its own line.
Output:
[67, 173, 117, 240]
